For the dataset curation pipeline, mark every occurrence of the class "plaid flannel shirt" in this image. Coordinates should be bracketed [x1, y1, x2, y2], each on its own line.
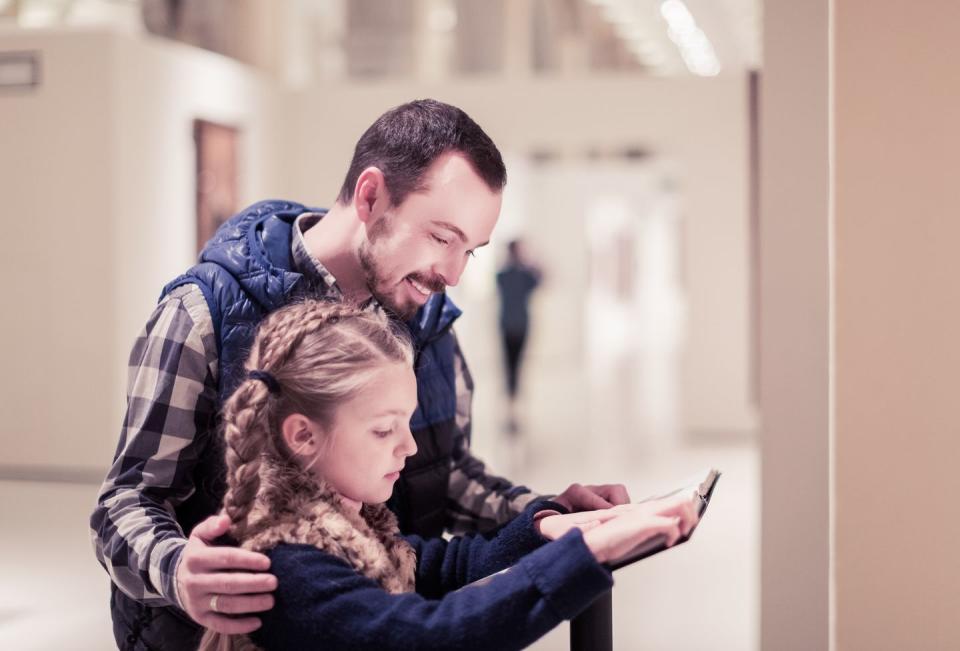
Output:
[90, 214, 538, 608]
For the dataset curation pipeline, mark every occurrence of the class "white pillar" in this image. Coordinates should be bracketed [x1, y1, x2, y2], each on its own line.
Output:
[759, 1, 830, 649]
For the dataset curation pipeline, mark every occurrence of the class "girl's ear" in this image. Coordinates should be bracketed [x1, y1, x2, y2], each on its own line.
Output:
[281, 413, 323, 458]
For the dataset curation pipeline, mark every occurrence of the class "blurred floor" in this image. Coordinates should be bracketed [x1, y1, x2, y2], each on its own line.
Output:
[0, 480, 113, 650]
[0, 322, 757, 651]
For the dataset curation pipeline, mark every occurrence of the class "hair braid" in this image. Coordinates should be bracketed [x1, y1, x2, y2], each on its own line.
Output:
[221, 378, 273, 541]
[219, 299, 412, 543]
[220, 301, 369, 540]
[257, 302, 366, 371]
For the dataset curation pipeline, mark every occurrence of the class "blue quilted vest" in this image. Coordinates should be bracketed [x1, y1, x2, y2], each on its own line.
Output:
[160, 200, 464, 539]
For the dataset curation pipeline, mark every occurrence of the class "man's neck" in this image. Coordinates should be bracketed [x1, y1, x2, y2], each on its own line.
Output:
[303, 202, 371, 302]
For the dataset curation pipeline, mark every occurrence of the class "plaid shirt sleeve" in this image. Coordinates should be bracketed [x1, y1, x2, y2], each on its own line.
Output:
[89, 284, 219, 608]
[445, 329, 541, 534]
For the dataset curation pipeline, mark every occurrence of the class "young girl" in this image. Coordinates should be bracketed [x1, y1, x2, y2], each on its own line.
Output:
[201, 299, 699, 651]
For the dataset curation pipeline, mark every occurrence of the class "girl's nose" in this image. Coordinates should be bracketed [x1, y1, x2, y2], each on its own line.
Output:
[398, 426, 418, 458]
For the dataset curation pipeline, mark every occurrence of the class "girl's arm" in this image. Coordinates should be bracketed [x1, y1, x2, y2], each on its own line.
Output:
[409, 499, 564, 598]
[255, 529, 611, 651]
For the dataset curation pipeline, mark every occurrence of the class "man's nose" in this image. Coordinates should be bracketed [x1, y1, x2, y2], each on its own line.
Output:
[436, 254, 469, 288]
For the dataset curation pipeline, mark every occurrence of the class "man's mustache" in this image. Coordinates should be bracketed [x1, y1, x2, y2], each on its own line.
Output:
[408, 273, 446, 293]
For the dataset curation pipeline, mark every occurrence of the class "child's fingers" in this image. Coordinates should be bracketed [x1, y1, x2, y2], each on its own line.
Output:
[646, 493, 701, 535]
[646, 516, 682, 547]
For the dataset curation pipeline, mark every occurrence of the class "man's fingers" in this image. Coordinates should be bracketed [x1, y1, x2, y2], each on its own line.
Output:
[190, 514, 231, 543]
[187, 546, 272, 573]
[569, 485, 614, 511]
[209, 593, 275, 615]
[198, 613, 263, 635]
[592, 484, 631, 505]
[192, 572, 278, 596]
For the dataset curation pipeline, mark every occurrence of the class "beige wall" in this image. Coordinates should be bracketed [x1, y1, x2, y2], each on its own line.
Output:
[834, 0, 960, 647]
[0, 30, 117, 475]
[0, 28, 290, 474]
[762, 0, 960, 648]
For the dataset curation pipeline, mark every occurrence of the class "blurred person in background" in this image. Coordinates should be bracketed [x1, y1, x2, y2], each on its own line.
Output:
[90, 99, 631, 650]
[496, 238, 542, 431]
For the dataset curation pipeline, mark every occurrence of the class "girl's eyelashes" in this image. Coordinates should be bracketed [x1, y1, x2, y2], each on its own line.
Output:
[373, 428, 393, 439]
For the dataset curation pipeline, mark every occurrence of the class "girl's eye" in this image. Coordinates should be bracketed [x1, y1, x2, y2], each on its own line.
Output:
[373, 429, 392, 439]
[466, 250, 477, 259]
[431, 234, 449, 246]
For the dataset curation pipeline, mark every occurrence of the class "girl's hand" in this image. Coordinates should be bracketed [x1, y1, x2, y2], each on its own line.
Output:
[536, 509, 622, 540]
[537, 490, 700, 543]
[581, 492, 701, 563]
[604, 490, 701, 537]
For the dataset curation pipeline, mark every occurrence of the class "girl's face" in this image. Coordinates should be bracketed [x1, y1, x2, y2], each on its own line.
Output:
[310, 361, 419, 504]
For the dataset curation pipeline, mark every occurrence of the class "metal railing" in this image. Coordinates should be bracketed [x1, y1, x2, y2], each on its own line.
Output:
[570, 590, 612, 651]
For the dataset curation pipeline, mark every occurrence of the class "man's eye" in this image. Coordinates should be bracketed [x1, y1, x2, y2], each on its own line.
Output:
[431, 234, 449, 246]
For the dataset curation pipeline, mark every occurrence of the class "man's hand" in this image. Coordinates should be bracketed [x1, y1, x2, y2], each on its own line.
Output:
[552, 483, 631, 512]
[176, 514, 277, 634]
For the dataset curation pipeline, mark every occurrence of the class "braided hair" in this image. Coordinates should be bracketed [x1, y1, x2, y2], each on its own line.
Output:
[219, 299, 413, 542]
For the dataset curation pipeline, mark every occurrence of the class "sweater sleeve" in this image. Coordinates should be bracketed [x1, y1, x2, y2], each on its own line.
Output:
[255, 530, 612, 651]
[408, 499, 564, 598]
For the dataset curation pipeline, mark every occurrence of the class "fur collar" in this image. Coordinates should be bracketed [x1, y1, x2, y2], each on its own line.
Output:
[242, 463, 416, 594]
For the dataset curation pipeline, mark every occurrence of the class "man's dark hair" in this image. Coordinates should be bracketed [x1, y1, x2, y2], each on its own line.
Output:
[337, 99, 507, 206]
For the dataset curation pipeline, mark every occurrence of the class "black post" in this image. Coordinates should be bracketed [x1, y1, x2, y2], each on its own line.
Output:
[570, 590, 612, 651]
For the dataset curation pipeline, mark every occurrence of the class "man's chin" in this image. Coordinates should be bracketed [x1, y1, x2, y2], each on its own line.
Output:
[374, 292, 421, 321]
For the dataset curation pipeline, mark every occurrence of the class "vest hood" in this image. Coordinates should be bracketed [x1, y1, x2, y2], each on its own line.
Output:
[198, 200, 314, 313]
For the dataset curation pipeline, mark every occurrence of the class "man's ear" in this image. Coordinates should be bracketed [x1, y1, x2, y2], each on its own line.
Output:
[353, 167, 389, 225]
[281, 413, 322, 458]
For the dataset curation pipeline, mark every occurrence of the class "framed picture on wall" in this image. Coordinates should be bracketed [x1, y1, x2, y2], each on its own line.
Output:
[194, 119, 239, 254]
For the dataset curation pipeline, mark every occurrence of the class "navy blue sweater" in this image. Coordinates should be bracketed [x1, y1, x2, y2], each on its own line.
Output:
[253, 504, 613, 650]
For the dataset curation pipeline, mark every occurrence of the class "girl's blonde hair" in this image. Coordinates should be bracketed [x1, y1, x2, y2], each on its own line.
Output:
[221, 298, 414, 542]
[200, 299, 414, 651]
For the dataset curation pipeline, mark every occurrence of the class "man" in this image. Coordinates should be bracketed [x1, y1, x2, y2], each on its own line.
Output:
[91, 99, 629, 649]
[497, 239, 542, 403]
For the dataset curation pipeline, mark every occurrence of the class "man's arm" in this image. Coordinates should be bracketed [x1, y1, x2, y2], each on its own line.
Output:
[89, 285, 219, 607]
[445, 329, 541, 534]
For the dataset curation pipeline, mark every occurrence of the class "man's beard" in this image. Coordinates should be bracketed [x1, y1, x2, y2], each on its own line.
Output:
[358, 241, 418, 321]
[358, 216, 445, 321]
